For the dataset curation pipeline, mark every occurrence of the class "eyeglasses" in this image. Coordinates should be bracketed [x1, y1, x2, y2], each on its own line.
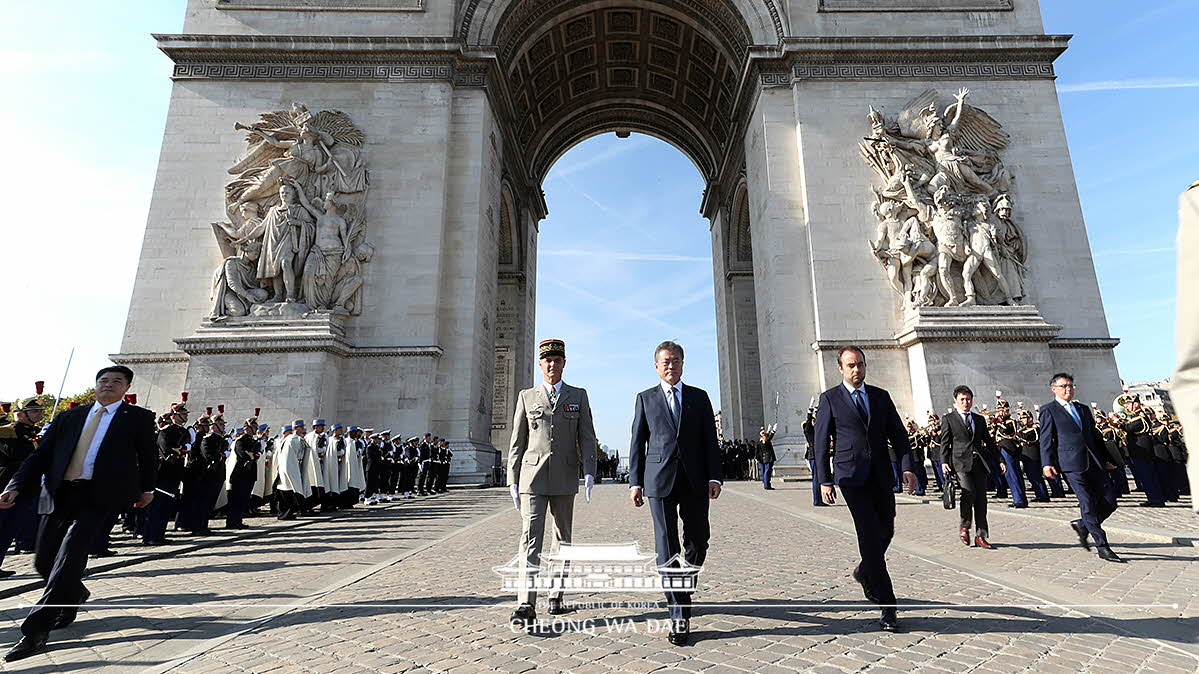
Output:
[1052, 383, 1076, 389]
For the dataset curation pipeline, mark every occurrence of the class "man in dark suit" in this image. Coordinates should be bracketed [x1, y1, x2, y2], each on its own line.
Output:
[939, 386, 1000, 549]
[813, 346, 916, 632]
[1039, 372, 1125, 563]
[0, 365, 157, 661]
[629, 340, 722, 646]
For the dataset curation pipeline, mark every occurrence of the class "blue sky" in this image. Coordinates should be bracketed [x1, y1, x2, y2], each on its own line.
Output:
[1, 2, 1194, 455]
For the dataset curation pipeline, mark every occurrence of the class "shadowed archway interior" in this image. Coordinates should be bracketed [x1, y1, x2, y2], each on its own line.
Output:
[490, 0, 754, 184]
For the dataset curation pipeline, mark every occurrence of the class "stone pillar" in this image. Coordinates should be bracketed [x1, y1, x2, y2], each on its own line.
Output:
[433, 87, 504, 485]
[728, 271, 765, 439]
[710, 207, 739, 440]
[742, 85, 821, 464]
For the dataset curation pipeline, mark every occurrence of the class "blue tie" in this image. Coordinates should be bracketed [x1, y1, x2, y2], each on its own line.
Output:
[1065, 402, 1081, 428]
[852, 389, 868, 422]
[668, 388, 680, 429]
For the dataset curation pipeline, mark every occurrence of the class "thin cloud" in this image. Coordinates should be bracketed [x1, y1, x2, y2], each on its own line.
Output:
[1058, 78, 1199, 93]
[544, 277, 678, 334]
[541, 248, 709, 263]
[546, 135, 653, 180]
[1093, 246, 1174, 258]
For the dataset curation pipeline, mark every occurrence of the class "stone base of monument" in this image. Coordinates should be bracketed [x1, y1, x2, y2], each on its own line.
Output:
[174, 314, 355, 425]
[448, 440, 502, 487]
[897, 305, 1063, 416]
[169, 316, 510, 485]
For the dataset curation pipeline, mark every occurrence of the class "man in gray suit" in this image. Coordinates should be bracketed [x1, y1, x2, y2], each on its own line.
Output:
[508, 339, 598, 628]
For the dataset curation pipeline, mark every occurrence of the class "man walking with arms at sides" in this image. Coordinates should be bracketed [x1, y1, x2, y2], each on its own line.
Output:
[0, 366, 157, 662]
[508, 339, 598, 630]
[629, 341, 722, 646]
[814, 346, 917, 632]
[939, 386, 1000, 549]
[1039, 373, 1126, 563]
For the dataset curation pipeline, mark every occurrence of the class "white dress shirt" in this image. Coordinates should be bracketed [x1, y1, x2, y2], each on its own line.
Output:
[78, 400, 123, 480]
[543, 380, 563, 402]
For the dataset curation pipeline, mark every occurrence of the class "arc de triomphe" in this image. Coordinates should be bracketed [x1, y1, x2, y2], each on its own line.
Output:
[116, 0, 1121, 484]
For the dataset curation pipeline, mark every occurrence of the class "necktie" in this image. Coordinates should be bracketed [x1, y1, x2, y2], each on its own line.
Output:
[548, 386, 558, 410]
[1066, 402, 1081, 428]
[65, 406, 108, 481]
[667, 388, 680, 429]
[852, 389, 868, 422]
[963, 413, 973, 433]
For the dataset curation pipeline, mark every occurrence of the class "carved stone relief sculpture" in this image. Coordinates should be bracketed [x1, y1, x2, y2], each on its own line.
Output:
[210, 103, 370, 319]
[859, 89, 1028, 309]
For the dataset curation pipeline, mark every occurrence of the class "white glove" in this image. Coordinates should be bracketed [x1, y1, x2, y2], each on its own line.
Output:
[584, 474, 595, 503]
[510, 484, 520, 510]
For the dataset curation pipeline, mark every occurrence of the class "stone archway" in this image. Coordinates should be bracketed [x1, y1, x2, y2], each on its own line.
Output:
[471, 0, 776, 455]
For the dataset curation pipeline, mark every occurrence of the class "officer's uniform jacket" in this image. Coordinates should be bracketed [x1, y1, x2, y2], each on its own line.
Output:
[508, 382, 598, 495]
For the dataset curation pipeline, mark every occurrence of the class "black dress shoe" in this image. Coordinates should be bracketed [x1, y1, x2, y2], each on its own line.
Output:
[1033, 497, 1051, 502]
[547, 598, 567, 615]
[0, 569, 16, 578]
[852, 565, 880, 604]
[1138, 501, 1166, 508]
[89, 549, 118, 559]
[4, 633, 48, 662]
[510, 603, 536, 629]
[879, 608, 899, 632]
[1069, 520, 1091, 551]
[667, 619, 690, 646]
[1096, 546, 1127, 563]
[143, 538, 174, 546]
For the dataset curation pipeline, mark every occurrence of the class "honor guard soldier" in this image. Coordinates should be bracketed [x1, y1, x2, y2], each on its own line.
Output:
[0, 383, 46, 576]
[400, 437, 419, 498]
[1015, 404, 1050, 502]
[416, 433, 433, 496]
[436, 438, 452, 492]
[366, 431, 389, 503]
[274, 423, 307, 520]
[145, 398, 190, 545]
[508, 339, 599, 628]
[992, 393, 1027, 508]
[1119, 392, 1168, 507]
[924, 410, 946, 492]
[225, 411, 261, 529]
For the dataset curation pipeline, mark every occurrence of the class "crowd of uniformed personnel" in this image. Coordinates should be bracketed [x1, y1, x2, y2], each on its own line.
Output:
[0, 387, 457, 573]
[794, 389, 1189, 509]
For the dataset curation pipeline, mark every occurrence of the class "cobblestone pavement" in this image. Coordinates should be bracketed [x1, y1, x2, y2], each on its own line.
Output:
[0, 482, 1195, 673]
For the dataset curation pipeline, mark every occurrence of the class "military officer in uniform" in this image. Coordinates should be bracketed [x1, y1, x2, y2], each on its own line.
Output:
[508, 339, 598, 628]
